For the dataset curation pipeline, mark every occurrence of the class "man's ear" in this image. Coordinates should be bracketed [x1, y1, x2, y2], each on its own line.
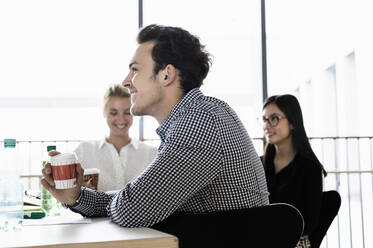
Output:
[161, 64, 177, 86]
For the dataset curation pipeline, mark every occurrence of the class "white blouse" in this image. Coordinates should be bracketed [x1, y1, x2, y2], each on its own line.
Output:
[74, 138, 158, 192]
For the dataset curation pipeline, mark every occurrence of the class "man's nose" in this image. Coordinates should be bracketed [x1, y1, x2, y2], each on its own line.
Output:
[122, 73, 132, 88]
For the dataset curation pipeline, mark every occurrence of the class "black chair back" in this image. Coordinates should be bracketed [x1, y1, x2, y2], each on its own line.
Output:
[152, 203, 304, 248]
[310, 190, 341, 248]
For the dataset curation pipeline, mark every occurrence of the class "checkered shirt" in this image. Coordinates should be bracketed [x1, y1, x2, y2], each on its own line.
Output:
[70, 88, 269, 227]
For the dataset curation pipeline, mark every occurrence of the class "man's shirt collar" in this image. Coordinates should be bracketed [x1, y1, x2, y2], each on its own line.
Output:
[156, 88, 203, 141]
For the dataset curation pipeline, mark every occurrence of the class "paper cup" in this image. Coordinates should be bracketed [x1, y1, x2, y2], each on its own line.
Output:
[83, 168, 100, 190]
[50, 153, 78, 189]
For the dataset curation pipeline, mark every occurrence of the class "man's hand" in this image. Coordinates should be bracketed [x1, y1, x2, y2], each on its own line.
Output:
[41, 150, 84, 206]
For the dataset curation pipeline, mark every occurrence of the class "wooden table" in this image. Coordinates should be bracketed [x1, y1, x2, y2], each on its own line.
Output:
[0, 217, 178, 248]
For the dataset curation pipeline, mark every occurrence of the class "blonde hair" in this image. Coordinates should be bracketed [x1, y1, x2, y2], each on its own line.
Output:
[103, 84, 130, 110]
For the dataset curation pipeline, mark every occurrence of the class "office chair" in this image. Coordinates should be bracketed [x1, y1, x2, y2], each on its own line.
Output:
[310, 190, 341, 248]
[152, 203, 304, 248]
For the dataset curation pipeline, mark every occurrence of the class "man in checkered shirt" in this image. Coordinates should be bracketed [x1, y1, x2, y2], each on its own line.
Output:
[41, 24, 269, 228]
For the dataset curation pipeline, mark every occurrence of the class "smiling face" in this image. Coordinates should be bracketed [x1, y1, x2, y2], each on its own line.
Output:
[262, 103, 292, 146]
[104, 97, 133, 137]
[122, 41, 164, 118]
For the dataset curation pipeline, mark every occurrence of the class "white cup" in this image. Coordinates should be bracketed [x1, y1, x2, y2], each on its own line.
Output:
[50, 153, 78, 189]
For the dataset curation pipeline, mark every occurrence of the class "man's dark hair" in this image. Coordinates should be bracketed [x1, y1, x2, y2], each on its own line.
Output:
[137, 24, 212, 94]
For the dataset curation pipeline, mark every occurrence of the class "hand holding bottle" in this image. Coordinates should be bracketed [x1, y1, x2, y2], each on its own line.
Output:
[41, 150, 84, 206]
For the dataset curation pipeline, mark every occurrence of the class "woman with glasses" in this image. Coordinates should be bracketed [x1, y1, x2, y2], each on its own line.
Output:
[261, 94, 327, 248]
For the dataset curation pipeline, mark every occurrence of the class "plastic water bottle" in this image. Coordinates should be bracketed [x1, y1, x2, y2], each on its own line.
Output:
[41, 145, 61, 216]
[0, 138, 24, 232]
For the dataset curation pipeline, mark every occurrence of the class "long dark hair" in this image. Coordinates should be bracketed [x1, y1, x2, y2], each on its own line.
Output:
[262, 94, 327, 177]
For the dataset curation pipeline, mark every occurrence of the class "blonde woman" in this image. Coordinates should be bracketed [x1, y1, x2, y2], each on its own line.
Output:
[74, 84, 157, 191]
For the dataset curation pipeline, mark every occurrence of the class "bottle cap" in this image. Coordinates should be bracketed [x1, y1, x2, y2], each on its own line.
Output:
[4, 138, 16, 148]
[47, 145, 57, 152]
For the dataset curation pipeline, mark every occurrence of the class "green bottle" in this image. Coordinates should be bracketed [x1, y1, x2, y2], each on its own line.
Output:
[41, 145, 61, 216]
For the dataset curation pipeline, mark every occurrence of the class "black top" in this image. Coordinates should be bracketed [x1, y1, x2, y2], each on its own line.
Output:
[263, 153, 323, 235]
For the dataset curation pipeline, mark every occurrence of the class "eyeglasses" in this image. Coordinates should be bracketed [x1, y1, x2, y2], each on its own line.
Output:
[258, 114, 287, 127]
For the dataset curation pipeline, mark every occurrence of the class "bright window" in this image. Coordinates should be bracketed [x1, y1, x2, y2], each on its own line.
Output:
[0, 1, 264, 152]
[0, 0, 139, 140]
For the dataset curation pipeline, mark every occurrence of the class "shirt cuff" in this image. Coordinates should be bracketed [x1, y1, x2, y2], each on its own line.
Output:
[61, 186, 86, 209]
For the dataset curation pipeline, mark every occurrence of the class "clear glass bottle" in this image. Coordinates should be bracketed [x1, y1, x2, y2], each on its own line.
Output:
[0, 138, 23, 232]
[41, 145, 61, 216]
